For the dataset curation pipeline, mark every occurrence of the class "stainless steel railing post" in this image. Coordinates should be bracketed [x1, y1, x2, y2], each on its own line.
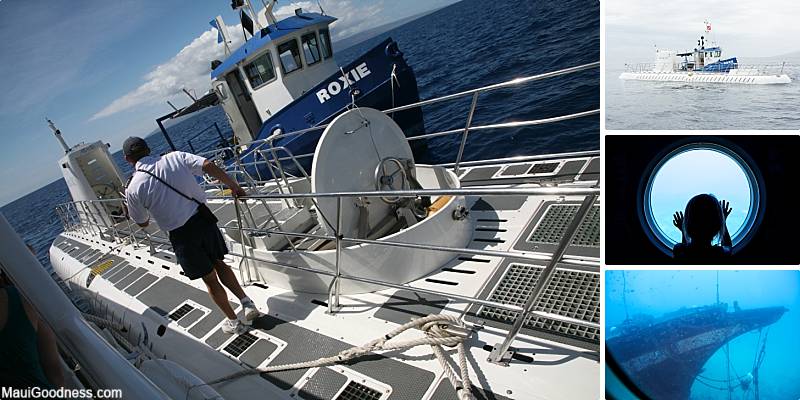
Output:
[454, 92, 480, 175]
[234, 197, 253, 284]
[488, 193, 599, 365]
[327, 196, 343, 314]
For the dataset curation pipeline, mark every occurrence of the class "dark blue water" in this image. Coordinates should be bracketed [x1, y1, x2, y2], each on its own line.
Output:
[1, 0, 599, 268]
[606, 270, 800, 399]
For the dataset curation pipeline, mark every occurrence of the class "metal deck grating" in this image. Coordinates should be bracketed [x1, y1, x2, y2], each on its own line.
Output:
[478, 263, 600, 343]
[336, 381, 382, 400]
[527, 204, 600, 247]
[224, 332, 258, 358]
[168, 304, 194, 321]
[529, 162, 559, 174]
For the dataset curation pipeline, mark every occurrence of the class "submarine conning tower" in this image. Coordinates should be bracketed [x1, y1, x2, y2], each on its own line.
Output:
[50, 119, 126, 227]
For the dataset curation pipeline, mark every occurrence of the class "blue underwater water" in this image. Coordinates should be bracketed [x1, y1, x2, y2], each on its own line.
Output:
[1, 0, 599, 268]
[606, 270, 800, 399]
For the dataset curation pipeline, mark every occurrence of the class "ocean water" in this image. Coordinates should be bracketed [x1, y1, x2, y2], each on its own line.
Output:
[605, 66, 800, 130]
[0, 0, 599, 269]
[606, 270, 800, 399]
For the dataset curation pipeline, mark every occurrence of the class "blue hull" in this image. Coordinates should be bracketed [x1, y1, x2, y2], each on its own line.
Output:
[236, 38, 425, 178]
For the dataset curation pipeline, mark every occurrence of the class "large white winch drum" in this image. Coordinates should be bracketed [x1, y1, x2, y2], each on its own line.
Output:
[243, 108, 473, 294]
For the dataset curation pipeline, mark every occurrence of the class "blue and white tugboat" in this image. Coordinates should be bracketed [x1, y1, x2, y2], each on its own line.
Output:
[208, 0, 425, 173]
[620, 21, 791, 85]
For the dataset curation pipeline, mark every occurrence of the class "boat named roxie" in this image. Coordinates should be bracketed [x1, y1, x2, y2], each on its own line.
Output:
[619, 21, 791, 85]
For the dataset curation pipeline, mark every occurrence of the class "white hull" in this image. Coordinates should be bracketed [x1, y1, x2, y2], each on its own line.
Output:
[619, 71, 791, 85]
[48, 153, 603, 400]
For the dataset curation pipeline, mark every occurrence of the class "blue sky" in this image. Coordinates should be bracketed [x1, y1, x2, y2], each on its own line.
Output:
[0, 0, 457, 206]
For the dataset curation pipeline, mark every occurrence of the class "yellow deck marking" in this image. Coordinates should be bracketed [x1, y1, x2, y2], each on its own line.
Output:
[91, 259, 114, 275]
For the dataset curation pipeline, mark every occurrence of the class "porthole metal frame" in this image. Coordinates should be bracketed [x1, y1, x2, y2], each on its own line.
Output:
[639, 140, 764, 257]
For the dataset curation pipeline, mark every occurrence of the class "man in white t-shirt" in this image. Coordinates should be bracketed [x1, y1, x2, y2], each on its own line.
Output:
[123, 136, 258, 334]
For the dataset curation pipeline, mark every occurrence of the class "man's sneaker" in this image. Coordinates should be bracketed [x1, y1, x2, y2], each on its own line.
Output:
[221, 318, 245, 334]
[243, 301, 261, 323]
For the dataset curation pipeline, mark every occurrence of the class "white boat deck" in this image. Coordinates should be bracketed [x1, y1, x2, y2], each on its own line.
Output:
[50, 153, 600, 400]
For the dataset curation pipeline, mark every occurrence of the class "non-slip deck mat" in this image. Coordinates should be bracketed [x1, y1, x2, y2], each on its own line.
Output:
[577, 157, 599, 181]
[461, 166, 501, 182]
[466, 259, 600, 351]
[460, 159, 590, 186]
[240, 339, 278, 368]
[513, 200, 600, 258]
[298, 367, 348, 400]
[237, 314, 435, 399]
[136, 277, 238, 339]
[124, 273, 158, 296]
[114, 267, 146, 289]
[529, 162, 560, 175]
[499, 164, 531, 176]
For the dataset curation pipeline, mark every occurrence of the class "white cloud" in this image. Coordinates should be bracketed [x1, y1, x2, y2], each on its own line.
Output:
[90, 1, 386, 121]
[90, 27, 244, 121]
[273, 1, 386, 39]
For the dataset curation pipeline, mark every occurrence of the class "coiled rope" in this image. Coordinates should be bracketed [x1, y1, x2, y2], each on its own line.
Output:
[188, 314, 474, 400]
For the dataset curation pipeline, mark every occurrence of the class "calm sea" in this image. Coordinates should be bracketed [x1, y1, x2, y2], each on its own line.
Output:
[1, 0, 599, 269]
[605, 66, 800, 130]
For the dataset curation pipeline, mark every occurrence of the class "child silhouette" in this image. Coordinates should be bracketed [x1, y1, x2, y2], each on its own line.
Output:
[672, 194, 732, 262]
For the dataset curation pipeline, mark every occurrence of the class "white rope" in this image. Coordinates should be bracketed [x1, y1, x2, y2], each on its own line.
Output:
[190, 314, 474, 400]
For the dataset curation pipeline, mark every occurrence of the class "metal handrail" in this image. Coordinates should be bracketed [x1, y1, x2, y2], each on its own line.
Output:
[624, 62, 792, 74]
[194, 61, 600, 168]
[54, 182, 601, 331]
[54, 61, 603, 360]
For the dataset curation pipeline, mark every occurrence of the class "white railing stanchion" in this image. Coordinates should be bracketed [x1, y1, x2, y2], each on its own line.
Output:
[328, 196, 343, 314]
[454, 92, 480, 175]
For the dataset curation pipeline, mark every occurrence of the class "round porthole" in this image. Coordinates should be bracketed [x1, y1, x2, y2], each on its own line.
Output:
[641, 141, 763, 255]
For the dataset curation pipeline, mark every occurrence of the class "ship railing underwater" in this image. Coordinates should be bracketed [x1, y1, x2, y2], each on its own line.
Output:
[623, 62, 792, 74]
[54, 61, 601, 364]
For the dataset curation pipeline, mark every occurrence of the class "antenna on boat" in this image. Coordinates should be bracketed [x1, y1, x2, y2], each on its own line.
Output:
[47, 118, 70, 154]
[261, 0, 278, 25]
[317, 0, 326, 15]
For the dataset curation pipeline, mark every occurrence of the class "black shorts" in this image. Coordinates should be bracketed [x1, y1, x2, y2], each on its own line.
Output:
[168, 211, 228, 280]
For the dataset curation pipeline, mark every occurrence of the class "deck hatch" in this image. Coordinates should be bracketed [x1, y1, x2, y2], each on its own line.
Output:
[475, 262, 600, 348]
[528, 204, 600, 247]
[168, 304, 195, 321]
[336, 381, 382, 400]
[529, 162, 559, 174]
[224, 332, 259, 357]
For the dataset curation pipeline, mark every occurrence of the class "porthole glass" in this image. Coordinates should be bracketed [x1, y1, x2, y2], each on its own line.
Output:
[644, 143, 760, 253]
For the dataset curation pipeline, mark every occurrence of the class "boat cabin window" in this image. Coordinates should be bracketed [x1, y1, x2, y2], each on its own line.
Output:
[713, 50, 721, 57]
[277, 39, 303, 75]
[319, 28, 333, 59]
[243, 51, 276, 88]
[301, 32, 322, 66]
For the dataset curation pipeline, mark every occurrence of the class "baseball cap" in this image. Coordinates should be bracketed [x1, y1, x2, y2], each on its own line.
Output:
[122, 137, 150, 157]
